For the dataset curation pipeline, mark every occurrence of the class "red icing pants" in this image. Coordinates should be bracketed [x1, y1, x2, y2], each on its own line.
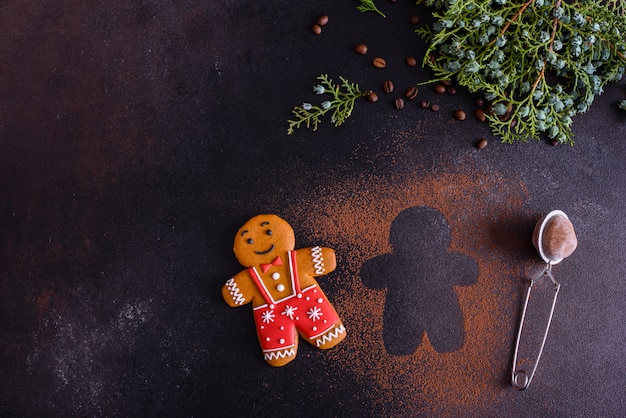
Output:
[252, 285, 340, 353]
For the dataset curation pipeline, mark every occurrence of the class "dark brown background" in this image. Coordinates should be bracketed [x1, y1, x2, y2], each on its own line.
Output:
[1, 1, 625, 416]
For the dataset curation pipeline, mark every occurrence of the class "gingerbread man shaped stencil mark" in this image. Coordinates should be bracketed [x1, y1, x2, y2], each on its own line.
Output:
[360, 206, 478, 355]
[222, 214, 346, 367]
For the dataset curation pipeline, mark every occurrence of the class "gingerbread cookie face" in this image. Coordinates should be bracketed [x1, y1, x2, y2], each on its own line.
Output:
[223, 214, 346, 367]
[233, 214, 295, 267]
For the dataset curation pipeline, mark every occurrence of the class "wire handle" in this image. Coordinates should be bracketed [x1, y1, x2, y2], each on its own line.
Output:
[511, 263, 561, 390]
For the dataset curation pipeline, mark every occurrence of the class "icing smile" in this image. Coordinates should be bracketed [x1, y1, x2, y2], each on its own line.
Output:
[255, 244, 275, 255]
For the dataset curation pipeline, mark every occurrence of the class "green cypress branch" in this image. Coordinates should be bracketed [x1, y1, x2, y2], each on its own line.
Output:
[287, 75, 371, 135]
[356, 0, 387, 18]
[416, 0, 626, 145]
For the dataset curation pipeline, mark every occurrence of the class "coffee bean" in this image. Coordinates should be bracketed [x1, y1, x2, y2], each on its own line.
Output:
[355, 43, 368, 55]
[383, 80, 394, 93]
[312, 24, 322, 35]
[410, 15, 420, 24]
[317, 15, 329, 26]
[441, 79, 452, 86]
[394, 97, 405, 110]
[367, 92, 379, 103]
[372, 57, 387, 68]
[430, 104, 440, 112]
[405, 57, 417, 67]
[447, 86, 457, 95]
[453, 109, 466, 121]
[476, 138, 488, 149]
[405, 86, 419, 100]
[420, 100, 430, 108]
[474, 97, 484, 107]
[434, 84, 446, 94]
[474, 109, 486, 122]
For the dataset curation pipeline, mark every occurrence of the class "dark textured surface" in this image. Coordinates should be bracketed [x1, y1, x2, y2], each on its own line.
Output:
[1, 1, 625, 416]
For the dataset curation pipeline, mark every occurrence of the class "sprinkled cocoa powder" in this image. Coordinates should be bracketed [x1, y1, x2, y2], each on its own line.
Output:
[284, 165, 529, 415]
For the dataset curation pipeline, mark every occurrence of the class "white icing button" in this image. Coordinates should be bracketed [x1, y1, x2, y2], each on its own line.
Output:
[266, 337, 270, 341]
[306, 296, 310, 301]
[269, 304, 275, 309]
[280, 326, 285, 330]
[317, 298, 323, 304]
[323, 320, 327, 324]
[312, 326, 317, 332]
[296, 317, 299, 321]
[279, 338, 285, 344]
[272, 272, 280, 280]
[297, 293, 302, 298]
[277, 284, 285, 292]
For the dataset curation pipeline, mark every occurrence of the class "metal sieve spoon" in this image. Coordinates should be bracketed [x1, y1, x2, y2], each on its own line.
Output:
[511, 210, 577, 390]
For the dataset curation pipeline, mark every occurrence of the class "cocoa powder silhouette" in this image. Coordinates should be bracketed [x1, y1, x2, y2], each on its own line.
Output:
[284, 165, 530, 416]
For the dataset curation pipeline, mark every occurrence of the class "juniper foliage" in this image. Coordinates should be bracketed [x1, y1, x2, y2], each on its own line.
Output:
[416, 0, 626, 144]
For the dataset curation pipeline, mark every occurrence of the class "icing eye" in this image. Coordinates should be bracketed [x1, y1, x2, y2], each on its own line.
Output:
[266, 230, 273, 236]
[247, 238, 254, 244]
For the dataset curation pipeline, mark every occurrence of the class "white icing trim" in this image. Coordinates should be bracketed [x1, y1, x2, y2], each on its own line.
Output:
[263, 348, 296, 361]
[250, 266, 275, 304]
[315, 324, 346, 347]
[311, 246, 325, 275]
[226, 278, 246, 305]
[288, 250, 298, 295]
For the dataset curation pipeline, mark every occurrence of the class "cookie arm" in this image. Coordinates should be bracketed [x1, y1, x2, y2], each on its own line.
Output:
[222, 271, 254, 307]
[295, 246, 337, 279]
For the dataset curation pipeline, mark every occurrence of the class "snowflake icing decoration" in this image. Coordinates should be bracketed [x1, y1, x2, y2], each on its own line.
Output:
[282, 305, 298, 320]
[261, 310, 275, 324]
[307, 306, 323, 322]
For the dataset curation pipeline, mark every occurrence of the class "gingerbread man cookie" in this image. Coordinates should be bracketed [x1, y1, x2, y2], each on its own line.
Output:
[222, 214, 346, 367]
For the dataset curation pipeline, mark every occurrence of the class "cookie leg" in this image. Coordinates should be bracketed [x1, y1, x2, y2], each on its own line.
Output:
[263, 343, 298, 367]
[306, 321, 346, 350]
